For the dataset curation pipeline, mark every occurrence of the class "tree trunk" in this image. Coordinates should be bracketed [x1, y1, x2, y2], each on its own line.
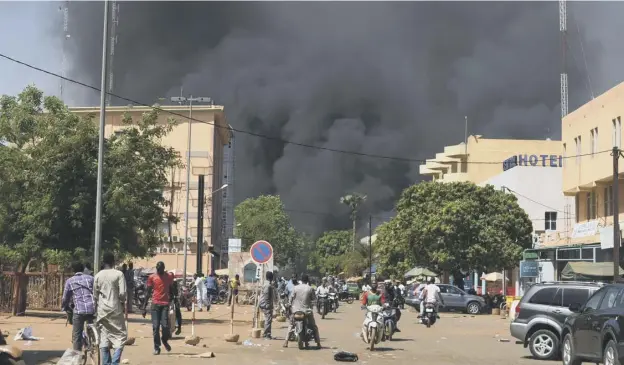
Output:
[352, 219, 356, 251]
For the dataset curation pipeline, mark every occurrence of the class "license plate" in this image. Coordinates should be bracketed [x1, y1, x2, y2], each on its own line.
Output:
[425, 308, 434, 312]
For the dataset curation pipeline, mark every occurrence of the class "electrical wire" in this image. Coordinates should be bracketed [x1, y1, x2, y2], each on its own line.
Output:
[0, 52, 609, 165]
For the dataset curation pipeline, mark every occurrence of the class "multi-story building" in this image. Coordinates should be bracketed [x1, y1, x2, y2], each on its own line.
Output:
[419, 135, 562, 184]
[70, 105, 230, 274]
[560, 81, 624, 266]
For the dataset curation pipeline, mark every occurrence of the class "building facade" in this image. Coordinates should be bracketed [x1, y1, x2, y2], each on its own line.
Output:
[419, 135, 562, 184]
[70, 105, 231, 274]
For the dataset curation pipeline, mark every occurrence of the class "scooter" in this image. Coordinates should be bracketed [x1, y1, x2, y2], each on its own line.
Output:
[0, 328, 25, 365]
[293, 310, 317, 350]
[361, 305, 384, 351]
[328, 292, 338, 313]
[317, 294, 329, 319]
[381, 303, 396, 341]
[338, 291, 355, 304]
[423, 302, 437, 328]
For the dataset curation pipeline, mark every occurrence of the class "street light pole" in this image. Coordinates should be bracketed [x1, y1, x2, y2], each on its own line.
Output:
[170, 96, 212, 285]
[94, 0, 110, 274]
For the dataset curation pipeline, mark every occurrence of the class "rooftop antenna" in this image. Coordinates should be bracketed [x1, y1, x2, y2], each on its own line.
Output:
[59, 2, 70, 101]
[106, 1, 119, 106]
[559, 0, 569, 118]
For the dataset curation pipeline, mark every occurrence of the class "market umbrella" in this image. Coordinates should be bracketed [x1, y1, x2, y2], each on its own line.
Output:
[404, 267, 438, 278]
[480, 272, 509, 282]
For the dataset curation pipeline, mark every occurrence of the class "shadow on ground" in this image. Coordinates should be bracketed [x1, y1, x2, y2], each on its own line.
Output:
[22, 349, 65, 364]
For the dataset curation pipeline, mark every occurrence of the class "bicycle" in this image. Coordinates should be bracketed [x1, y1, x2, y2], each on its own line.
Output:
[82, 321, 100, 365]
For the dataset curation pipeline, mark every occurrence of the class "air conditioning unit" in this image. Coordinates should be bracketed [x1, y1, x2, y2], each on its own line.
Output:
[172, 235, 179, 243]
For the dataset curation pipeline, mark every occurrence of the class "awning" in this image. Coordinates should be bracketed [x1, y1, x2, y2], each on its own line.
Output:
[214, 268, 229, 276]
[404, 267, 438, 278]
[561, 262, 624, 280]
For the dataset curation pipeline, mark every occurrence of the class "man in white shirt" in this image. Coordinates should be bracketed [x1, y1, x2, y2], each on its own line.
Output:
[415, 282, 427, 315]
[316, 280, 330, 311]
[194, 273, 207, 311]
[421, 278, 445, 319]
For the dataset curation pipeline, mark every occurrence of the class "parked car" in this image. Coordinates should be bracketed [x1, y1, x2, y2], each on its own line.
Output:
[561, 283, 624, 365]
[509, 281, 603, 361]
[404, 284, 486, 315]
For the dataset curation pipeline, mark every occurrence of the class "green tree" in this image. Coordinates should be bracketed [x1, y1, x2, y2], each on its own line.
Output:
[0, 86, 181, 270]
[309, 230, 351, 274]
[375, 182, 533, 279]
[340, 193, 366, 251]
[234, 195, 299, 266]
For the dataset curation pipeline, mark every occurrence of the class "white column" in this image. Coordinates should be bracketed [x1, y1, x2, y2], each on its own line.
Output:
[481, 272, 487, 295]
[473, 271, 478, 291]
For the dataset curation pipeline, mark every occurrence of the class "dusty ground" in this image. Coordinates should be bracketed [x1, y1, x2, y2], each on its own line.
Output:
[2, 304, 542, 365]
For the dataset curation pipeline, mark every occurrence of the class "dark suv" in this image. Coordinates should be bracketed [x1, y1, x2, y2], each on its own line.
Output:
[510, 281, 603, 360]
[561, 283, 624, 365]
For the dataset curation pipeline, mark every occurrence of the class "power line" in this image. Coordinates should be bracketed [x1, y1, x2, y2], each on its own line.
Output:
[503, 186, 572, 216]
[0, 52, 610, 165]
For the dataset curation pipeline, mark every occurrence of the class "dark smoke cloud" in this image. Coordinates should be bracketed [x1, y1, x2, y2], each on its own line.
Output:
[62, 1, 623, 235]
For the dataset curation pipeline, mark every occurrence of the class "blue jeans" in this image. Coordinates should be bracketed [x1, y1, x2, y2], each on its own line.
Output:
[101, 347, 123, 365]
[151, 304, 170, 350]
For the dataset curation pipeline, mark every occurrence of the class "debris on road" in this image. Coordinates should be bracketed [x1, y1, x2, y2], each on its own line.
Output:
[498, 338, 510, 342]
[242, 339, 262, 347]
[334, 351, 359, 362]
[14, 326, 43, 341]
[196, 351, 215, 358]
[121, 359, 130, 364]
[184, 335, 201, 346]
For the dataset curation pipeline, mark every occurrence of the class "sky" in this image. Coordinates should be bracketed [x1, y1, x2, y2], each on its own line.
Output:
[1, 1, 624, 235]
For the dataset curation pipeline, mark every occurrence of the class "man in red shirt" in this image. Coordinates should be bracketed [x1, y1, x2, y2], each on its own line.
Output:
[142, 261, 174, 355]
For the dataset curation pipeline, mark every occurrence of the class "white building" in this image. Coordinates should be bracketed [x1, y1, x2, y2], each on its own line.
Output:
[480, 166, 576, 294]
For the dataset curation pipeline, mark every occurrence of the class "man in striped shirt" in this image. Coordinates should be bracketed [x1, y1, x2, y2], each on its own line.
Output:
[62, 261, 96, 351]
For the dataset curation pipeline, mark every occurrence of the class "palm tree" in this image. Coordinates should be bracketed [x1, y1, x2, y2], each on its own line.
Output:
[340, 193, 367, 250]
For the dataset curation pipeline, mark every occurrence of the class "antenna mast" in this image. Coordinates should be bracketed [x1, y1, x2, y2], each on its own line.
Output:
[106, 1, 119, 106]
[60, 1, 70, 101]
[559, 0, 569, 118]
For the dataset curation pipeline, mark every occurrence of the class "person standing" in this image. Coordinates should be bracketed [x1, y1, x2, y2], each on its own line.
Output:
[61, 262, 96, 351]
[142, 262, 174, 355]
[229, 274, 240, 305]
[194, 273, 207, 311]
[205, 272, 218, 310]
[93, 252, 127, 365]
[169, 271, 183, 335]
[259, 271, 275, 340]
[124, 262, 135, 313]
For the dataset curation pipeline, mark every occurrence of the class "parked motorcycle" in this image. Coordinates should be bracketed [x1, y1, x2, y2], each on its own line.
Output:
[179, 284, 194, 311]
[317, 293, 329, 319]
[338, 291, 355, 304]
[328, 292, 338, 313]
[0, 328, 25, 365]
[293, 310, 317, 350]
[423, 302, 437, 328]
[381, 303, 397, 341]
[361, 305, 384, 351]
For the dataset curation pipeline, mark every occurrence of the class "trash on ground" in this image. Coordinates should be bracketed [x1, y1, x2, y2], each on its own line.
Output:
[14, 326, 43, 341]
[498, 338, 510, 342]
[195, 352, 215, 358]
[121, 360, 130, 364]
[334, 351, 359, 362]
[242, 339, 262, 347]
[56, 348, 82, 365]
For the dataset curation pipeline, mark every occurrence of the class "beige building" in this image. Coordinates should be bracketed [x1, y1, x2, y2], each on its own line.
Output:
[419, 135, 562, 184]
[70, 105, 231, 274]
[561, 81, 624, 250]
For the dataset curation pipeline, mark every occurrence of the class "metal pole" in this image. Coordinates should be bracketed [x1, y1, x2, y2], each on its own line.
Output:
[369, 215, 372, 281]
[464, 116, 468, 154]
[196, 174, 205, 275]
[613, 146, 620, 283]
[183, 98, 193, 283]
[94, 0, 110, 274]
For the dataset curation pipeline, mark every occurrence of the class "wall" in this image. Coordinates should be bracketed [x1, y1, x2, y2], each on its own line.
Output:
[131, 252, 213, 274]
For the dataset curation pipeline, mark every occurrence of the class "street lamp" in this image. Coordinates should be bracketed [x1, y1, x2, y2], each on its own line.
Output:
[171, 96, 213, 283]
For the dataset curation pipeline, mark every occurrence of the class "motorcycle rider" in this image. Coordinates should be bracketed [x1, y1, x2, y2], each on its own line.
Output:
[382, 280, 401, 332]
[421, 278, 445, 320]
[361, 282, 385, 306]
[285, 273, 298, 298]
[315, 279, 330, 312]
[283, 274, 321, 349]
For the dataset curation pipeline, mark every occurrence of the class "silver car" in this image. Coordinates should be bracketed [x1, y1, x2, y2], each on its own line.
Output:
[405, 284, 486, 315]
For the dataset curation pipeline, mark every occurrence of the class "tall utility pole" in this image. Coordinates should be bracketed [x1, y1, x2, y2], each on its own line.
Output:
[560, 0, 569, 118]
[59, 1, 70, 100]
[196, 174, 205, 275]
[94, 0, 111, 274]
[170, 95, 212, 284]
[106, 1, 119, 106]
[613, 146, 621, 282]
[368, 215, 373, 281]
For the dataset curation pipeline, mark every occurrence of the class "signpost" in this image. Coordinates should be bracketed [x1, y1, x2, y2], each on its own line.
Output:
[250, 240, 273, 332]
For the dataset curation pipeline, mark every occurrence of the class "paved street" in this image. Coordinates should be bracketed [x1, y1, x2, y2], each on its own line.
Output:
[4, 304, 540, 365]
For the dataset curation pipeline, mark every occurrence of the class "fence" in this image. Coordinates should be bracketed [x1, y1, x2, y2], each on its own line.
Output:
[0, 272, 69, 313]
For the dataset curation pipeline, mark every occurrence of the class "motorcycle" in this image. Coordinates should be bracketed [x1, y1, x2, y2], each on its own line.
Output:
[328, 292, 338, 313]
[423, 302, 437, 328]
[279, 292, 290, 318]
[317, 293, 329, 319]
[293, 310, 317, 350]
[179, 284, 194, 311]
[381, 303, 397, 341]
[361, 305, 384, 351]
[0, 328, 25, 365]
[338, 291, 355, 304]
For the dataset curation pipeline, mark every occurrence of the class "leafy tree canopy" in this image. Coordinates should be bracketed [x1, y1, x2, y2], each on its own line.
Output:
[0, 86, 180, 269]
[234, 195, 299, 266]
[375, 182, 533, 279]
[308, 230, 352, 275]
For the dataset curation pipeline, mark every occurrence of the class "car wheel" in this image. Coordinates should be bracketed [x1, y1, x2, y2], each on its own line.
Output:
[528, 329, 559, 360]
[562, 333, 582, 365]
[466, 301, 481, 315]
[604, 340, 621, 365]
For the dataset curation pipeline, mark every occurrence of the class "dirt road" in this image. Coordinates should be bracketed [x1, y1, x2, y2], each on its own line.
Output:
[3, 303, 537, 365]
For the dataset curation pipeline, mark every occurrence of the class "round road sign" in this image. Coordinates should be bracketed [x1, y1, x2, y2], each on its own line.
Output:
[250, 240, 273, 264]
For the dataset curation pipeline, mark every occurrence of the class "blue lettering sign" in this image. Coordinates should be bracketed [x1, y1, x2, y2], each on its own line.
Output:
[529, 155, 538, 166]
[518, 154, 528, 166]
[549, 155, 557, 167]
[540, 154, 548, 165]
[520, 260, 539, 278]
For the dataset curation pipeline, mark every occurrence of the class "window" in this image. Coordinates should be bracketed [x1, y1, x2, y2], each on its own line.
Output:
[584, 288, 607, 311]
[551, 289, 562, 306]
[605, 185, 614, 216]
[598, 288, 621, 310]
[447, 286, 463, 295]
[529, 287, 558, 305]
[562, 288, 590, 308]
[437, 285, 449, 294]
[586, 191, 597, 220]
[614, 117, 622, 148]
[545, 211, 557, 231]
[574, 136, 582, 164]
[590, 127, 599, 156]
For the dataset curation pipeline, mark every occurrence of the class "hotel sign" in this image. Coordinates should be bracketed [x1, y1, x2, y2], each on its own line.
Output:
[503, 154, 563, 171]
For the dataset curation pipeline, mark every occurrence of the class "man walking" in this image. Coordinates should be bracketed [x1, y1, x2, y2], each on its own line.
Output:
[194, 273, 207, 311]
[142, 261, 174, 355]
[62, 262, 96, 351]
[205, 272, 218, 311]
[259, 271, 275, 339]
[94, 252, 127, 365]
